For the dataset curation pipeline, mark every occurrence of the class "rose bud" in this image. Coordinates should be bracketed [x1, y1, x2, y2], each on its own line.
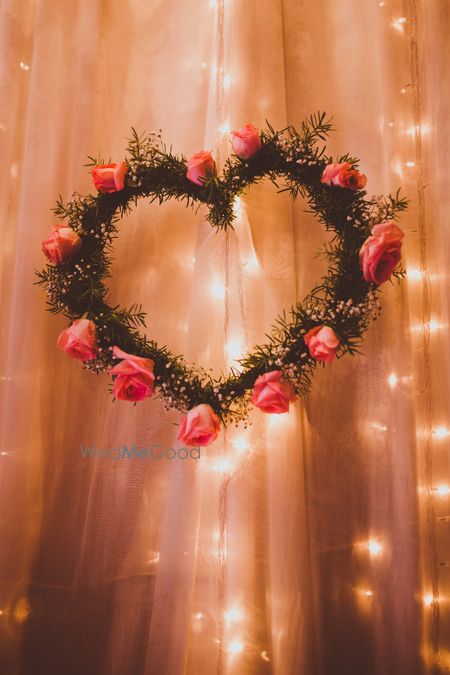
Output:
[57, 318, 98, 361]
[177, 403, 220, 447]
[110, 346, 155, 402]
[231, 124, 262, 160]
[42, 225, 81, 264]
[92, 161, 127, 193]
[321, 162, 367, 190]
[359, 221, 405, 284]
[251, 370, 296, 414]
[186, 151, 216, 186]
[304, 326, 340, 363]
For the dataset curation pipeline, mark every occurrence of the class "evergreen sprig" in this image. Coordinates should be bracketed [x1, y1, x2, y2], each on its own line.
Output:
[36, 114, 407, 424]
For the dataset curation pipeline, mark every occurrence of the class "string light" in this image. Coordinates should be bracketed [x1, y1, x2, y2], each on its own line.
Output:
[367, 539, 383, 557]
[407, 267, 422, 280]
[243, 251, 259, 273]
[228, 639, 244, 654]
[391, 17, 407, 32]
[362, 589, 374, 598]
[225, 336, 245, 361]
[211, 457, 234, 473]
[232, 435, 249, 453]
[388, 372, 398, 388]
[223, 74, 232, 89]
[405, 161, 416, 167]
[218, 120, 231, 135]
[261, 650, 271, 661]
[433, 484, 450, 497]
[433, 426, 450, 439]
[224, 606, 244, 624]
[210, 280, 225, 300]
[19, 61, 29, 71]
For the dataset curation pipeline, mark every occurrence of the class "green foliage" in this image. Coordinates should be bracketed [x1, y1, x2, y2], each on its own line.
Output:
[35, 114, 407, 424]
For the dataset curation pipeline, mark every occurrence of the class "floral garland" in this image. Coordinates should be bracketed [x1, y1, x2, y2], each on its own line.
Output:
[36, 113, 407, 446]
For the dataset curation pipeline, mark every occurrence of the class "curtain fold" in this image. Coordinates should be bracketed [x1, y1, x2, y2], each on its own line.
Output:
[0, 1, 448, 674]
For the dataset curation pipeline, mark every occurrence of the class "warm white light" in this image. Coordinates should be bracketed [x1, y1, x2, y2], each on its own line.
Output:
[433, 426, 450, 439]
[225, 337, 245, 361]
[243, 251, 259, 273]
[388, 373, 398, 388]
[232, 435, 249, 453]
[407, 267, 422, 280]
[423, 593, 434, 607]
[391, 17, 407, 31]
[400, 87, 408, 94]
[210, 280, 225, 300]
[367, 539, 383, 557]
[434, 484, 450, 497]
[223, 74, 232, 89]
[19, 61, 29, 71]
[0, 451, 8, 456]
[412, 318, 443, 333]
[405, 161, 416, 167]
[362, 589, 374, 598]
[268, 413, 289, 428]
[261, 650, 271, 661]
[371, 422, 388, 432]
[218, 121, 231, 135]
[211, 457, 234, 473]
[407, 124, 430, 136]
[224, 607, 244, 624]
[228, 639, 244, 654]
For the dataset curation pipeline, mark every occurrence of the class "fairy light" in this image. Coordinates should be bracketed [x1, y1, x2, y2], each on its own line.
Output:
[19, 61, 29, 71]
[362, 589, 374, 598]
[405, 161, 416, 168]
[243, 251, 259, 273]
[224, 606, 244, 624]
[388, 372, 398, 388]
[407, 267, 422, 280]
[367, 539, 383, 557]
[433, 484, 450, 497]
[407, 124, 430, 136]
[228, 639, 244, 654]
[210, 280, 225, 300]
[433, 426, 450, 439]
[261, 651, 271, 661]
[225, 336, 245, 361]
[391, 17, 407, 32]
[218, 120, 231, 135]
[211, 457, 234, 473]
[232, 435, 249, 453]
[223, 74, 231, 89]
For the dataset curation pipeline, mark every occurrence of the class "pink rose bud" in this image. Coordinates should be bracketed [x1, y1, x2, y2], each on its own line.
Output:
[42, 224, 81, 264]
[186, 151, 216, 186]
[177, 403, 221, 447]
[110, 346, 155, 402]
[251, 370, 296, 414]
[321, 162, 367, 190]
[57, 318, 98, 361]
[231, 124, 262, 160]
[304, 326, 340, 363]
[92, 161, 127, 193]
[359, 221, 405, 284]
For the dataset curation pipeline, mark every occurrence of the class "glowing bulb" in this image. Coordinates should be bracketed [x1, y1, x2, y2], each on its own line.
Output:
[218, 121, 231, 135]
[19, 61, 29, 71]
[0, 451, 8, 456]
[433, 426, 450, 439]
[362, 589, 374, 598]
[228, 639, 244, 654]
[210, 280, 225, 300]
[388, 373, 398, 388]
[223, 74, 232, 89]
[405, 161, 416, 167]
[224, 607, 244, 624]
[232, 435, 249, 453]
[261, 650, 271, 661]
[407, 267, 422, 280]
[423, 593, 434, 607]
[367, 539, 383, 557]
[225, 337, 245, 361]
[434, 484, 450, 497]
[211, 457, 234, 473]
[212, 529, 220, 541]
[391, 17, 407, 31]
[428, 319, 442, 332]
[243, 251, 259, 273]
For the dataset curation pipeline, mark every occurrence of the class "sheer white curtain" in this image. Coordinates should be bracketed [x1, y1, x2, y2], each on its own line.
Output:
[0, 1, 449, 674]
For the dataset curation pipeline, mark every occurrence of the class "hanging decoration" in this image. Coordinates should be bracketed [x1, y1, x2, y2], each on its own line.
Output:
[36, 113, 407, 444]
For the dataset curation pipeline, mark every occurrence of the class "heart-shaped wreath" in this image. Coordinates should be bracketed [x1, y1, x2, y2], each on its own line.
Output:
[36, 113, 406, 446]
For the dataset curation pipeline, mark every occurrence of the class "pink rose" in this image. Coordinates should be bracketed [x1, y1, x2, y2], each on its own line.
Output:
[186, 151, 216, 186]
[251, 370, 296, 414]
[359, 221, 405, 284]
[304, 326, 340, 363]
[42, 224, 81, 264]
[231, 124, 262, 160]
[321, 162, 367, 190]
[110, 346, 155, 402]
[92, 161, 127, 193]
[57, 318, 98, 361]
[177, 404, 221, 447]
